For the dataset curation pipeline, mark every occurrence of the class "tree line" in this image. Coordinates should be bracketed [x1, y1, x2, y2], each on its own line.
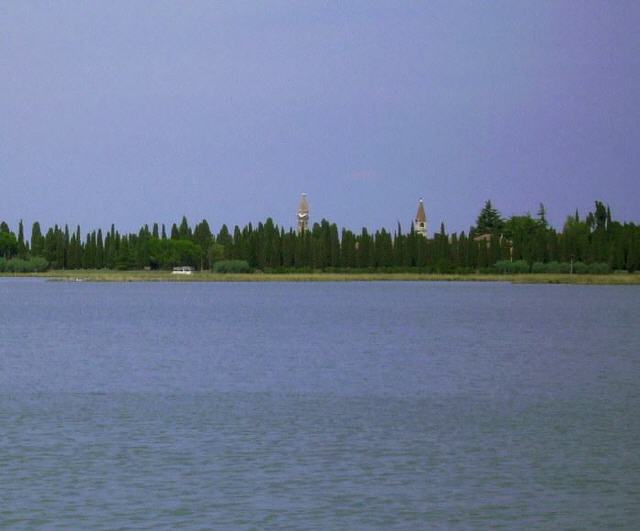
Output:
[0, 200, 638, 273]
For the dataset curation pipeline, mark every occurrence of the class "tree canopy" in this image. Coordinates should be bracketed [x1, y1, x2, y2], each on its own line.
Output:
[474, 200, 504, 235]
[0, 201, 637, 273]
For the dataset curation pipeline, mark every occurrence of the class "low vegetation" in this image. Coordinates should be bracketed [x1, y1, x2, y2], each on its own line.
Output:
[212, 260, 251, 273]
[0, 257, 49, 273]
[3, 269, 639, 285]
[496, 259, 611, 275]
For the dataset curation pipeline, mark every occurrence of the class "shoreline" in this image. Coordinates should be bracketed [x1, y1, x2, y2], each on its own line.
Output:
[1, 270, 640, 285]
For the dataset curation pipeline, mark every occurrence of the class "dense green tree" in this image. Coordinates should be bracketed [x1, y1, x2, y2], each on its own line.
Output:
[0, 231, 18, 258]
[17, 220, 28, 258]
[148, 238, 202, 269]
[116, 236, 134, 270]
[96, 229, 104, 268]
[537, 203, 548, 228]
[193, 220, 213, 269]
[505, 215, 541, 263]
[208, 243, 225, 266]
[170, 223, 180, 240]
[178, 216, 192, 240]
[474, 200, 504, 235]
[31, 222, 44, 257]
[1, 199, 637, 273]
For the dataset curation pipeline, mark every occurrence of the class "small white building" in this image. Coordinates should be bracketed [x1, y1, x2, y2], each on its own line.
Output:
[172, 266, 194, 275]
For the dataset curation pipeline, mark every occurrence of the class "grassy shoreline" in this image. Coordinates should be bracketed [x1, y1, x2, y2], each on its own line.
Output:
[1, 270, 640, 284]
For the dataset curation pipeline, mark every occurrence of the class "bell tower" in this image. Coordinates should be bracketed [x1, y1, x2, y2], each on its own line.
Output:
[297, 193, 309, 233]
[414, 198, 427, 237]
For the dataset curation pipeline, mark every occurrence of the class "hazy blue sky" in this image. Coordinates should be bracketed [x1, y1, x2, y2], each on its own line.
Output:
[2, 1, 639, 235]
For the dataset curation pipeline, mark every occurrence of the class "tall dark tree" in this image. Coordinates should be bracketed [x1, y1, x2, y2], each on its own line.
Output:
[537, 203, 548, 228]
[193, 220, 213, 269]
[16, 220, 28, 258]
[178, 216, 192, 240]
[170, 223, 180, 240]
[31, 222, 44, 257]
[96, 229, 104, 268]
[474, 200, 504, 235]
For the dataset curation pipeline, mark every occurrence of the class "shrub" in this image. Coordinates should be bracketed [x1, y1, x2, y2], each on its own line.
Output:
[7, 259, 26, 272]
[212, 260, 251, 273]
[588, 262, 610, 275]
[0, 257, 49, 273]
[531, 262, 546, 274]
[531, 261, 571, 274]
[572, 261, 589, 274]
[530, 261, 609, 275]
[495, 260, 530, 274]
[552, 261, 572, 274]
[30, 257, 49, 272]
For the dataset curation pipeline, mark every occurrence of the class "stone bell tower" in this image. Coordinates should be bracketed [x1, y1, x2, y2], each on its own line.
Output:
[297, 193, 309, 233]
[413, 198, 427, 237]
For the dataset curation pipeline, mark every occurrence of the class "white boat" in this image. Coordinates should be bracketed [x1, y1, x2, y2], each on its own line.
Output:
[172, 266, 194, 275]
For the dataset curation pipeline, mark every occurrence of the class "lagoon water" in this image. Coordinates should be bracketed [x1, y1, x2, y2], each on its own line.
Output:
[1, 279, 639, 529]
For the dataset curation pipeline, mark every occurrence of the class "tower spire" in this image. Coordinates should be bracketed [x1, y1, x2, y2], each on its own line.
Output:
[297, 193, 309, 233]
[413, 198, 427, 237]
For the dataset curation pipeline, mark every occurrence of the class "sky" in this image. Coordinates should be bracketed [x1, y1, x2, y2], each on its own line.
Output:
[2, 1, 639, 235]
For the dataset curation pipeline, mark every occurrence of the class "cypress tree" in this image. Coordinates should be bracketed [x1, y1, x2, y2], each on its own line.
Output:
[626, 233, 639, 272]
[356, 229, 370, 269]
[415, 233, 428, 268]
[449, 233, 459, 269]
[116, 236, 133, 270]
[75, 226, 82, 268]
[193, 220, 213, 269]
[329, 223, 340, 267]
[477, 240, 488, 269]
[31, 222, 44, 257]
[63, 225, 70, 268]
[17, 220, 27, 258]
[178, 216, 192, 239]
[68, 233, 78, 269]
[84, 232, 96, 269]
[537, 203, 548, 228]
[96, 229, 104, 268]
[232, 226, 243, 260]
[170, 223, 180, 240]
[43, 227, 56, 264]
[458, 232, 469, 269]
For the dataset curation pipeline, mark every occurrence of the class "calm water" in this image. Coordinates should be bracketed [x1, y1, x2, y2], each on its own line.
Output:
[1, 279, 639, 529]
